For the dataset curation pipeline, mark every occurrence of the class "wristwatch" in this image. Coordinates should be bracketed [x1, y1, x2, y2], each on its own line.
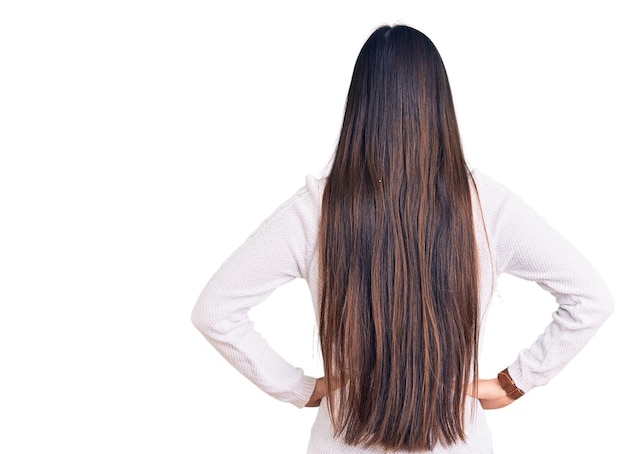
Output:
[497, 368, 525, 400]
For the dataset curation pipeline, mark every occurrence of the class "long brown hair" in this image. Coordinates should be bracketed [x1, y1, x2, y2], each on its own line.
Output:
[318, 25, 479, 451]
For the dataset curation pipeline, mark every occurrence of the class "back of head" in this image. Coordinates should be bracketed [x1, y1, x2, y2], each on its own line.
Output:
[319, 25, 479, 451]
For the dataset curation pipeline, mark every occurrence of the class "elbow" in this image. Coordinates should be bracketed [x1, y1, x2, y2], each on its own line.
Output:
[596, 281, 616, 322]
[190, 303, 206, 332]
[600, 293, 616, 323]
[585, 286, 615, 329]
[191, 295, 220, 340]
[191, 287, 240, 344]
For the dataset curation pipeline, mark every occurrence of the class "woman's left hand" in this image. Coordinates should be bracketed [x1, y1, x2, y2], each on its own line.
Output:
[305, 377, 327, 407]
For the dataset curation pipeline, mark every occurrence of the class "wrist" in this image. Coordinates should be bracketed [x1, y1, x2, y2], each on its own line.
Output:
[497, 368, 525, 400]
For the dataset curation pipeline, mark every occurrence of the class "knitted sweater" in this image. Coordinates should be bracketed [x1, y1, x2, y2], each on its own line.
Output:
[192, 170, 614, 453]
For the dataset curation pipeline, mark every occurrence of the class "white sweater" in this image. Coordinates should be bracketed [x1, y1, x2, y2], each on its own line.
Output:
[192, 170, 614, 453]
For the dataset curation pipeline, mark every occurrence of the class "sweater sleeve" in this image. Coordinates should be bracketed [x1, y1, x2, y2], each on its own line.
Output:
[475, 172, 615, 393]
[191, 181, 321, 408]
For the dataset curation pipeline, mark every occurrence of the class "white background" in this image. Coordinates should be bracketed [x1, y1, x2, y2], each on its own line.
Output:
[1, 1, 624, 453]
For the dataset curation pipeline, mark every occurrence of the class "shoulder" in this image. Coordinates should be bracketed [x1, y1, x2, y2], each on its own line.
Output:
[469, 168, 552, 273]
[304, 174, 326, 208]
[469, 168, 543, 228]
[254, 175, 325, 236]
[470, 169, 515, 208]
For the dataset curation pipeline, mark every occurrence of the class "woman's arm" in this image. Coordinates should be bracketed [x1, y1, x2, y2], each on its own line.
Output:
[476, 172, 615, 396]
[191, 182, 321, 408]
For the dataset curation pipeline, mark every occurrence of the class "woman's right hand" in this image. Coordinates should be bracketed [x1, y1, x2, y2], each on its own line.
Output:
[468, 378, 515, 410]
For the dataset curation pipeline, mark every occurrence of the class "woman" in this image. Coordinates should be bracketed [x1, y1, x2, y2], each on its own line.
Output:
[192, 25, 614, 453]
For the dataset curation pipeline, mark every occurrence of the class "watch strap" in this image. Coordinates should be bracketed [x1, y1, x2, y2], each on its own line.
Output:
[497, 368, 525, 400]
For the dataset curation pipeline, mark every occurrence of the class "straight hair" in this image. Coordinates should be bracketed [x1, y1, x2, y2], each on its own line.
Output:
[318, 25, 479, 451]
